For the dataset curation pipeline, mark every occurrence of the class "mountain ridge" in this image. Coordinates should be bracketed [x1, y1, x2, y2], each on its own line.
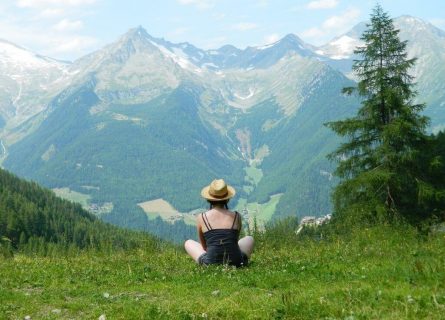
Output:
[1, 15, 444, 238]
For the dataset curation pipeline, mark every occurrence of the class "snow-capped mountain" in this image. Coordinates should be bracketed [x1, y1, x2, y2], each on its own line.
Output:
[2, 26, 324, 147]
[0, 39, 70, 139]
[396, 16, 445, 129]
[1, 15, 445, 237]
[316, 16, 445, 128]
[67, 26, 203, 106]
[2, 16, 445, 144]
[69, 28, 321, 79]
[2, 25, 356, 229]
[61, 27, 328, 117]
[205, 33, 321, 69]
[316, 22, 366, 60]
[316, 16, 445, 65]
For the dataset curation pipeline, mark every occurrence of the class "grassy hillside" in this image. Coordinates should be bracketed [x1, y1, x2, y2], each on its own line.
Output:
[1, 223, 444, 319]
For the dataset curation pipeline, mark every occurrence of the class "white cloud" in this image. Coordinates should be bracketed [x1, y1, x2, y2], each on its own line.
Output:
[0, 1, 99, 60]
[39, 8, 65, 17]
[16, 0, 97, 8]
[322, 8, 360, 29]
[301, 27, 325, 39]
[177, 0, 214, 10]
[306, 0, 339, 10]
[231, 22, 258, 31]
[53, 19, 83, 31]
[300, 7, 361, 44]
[0, 18, 97, 58]
[263, 33, 280, 44]
[48, 35, 97, 54]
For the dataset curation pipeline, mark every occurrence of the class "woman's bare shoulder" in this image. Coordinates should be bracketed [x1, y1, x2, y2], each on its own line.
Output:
[196, 211, 205, 223]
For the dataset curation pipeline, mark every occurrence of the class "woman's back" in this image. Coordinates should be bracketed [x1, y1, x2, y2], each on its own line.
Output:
[199, 210, 246, 266]
[184, 179, 254, 267]
[199, 208, 240, 233]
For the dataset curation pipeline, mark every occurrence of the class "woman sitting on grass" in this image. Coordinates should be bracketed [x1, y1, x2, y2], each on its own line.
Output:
[184, 179, 254, 267]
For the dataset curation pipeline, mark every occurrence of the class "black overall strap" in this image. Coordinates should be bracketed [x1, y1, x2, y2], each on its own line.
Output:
[202, 212, 212, 230]
[231, 211, 239, 229]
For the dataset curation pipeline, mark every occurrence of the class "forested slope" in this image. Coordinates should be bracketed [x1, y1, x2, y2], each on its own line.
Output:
[0, 168, 158, 255]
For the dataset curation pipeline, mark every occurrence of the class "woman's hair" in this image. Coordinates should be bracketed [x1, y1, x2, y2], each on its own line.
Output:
[208, 199, 229, 209]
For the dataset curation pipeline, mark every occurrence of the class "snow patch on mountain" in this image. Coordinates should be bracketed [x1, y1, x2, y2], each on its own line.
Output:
[234, 88, 256, 100]
[149, 40, 202, 73]
[257, 42, 276, 50]
[0, 39, 71, 137]
[0, 40, 67, 71]
[316, 35, 362, 60]
[327, 36, 359, 59]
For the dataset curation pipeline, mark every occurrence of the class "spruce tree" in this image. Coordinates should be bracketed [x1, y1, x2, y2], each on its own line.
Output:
[326, 5, 429, 222]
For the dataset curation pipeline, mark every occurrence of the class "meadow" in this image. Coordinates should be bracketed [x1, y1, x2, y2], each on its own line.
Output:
[1, 223, 445, 319]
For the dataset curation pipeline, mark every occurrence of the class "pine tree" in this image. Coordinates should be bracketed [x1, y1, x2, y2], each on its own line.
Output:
[416, 132, 445, 219]
[326, 5, 429, 222]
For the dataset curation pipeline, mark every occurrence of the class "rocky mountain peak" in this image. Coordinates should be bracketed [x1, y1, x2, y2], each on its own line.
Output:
[395, 15, 445, 39]
[280, 33, 304, 44]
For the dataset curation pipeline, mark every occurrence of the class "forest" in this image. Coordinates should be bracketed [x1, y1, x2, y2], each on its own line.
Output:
[0, 168, 159, 257]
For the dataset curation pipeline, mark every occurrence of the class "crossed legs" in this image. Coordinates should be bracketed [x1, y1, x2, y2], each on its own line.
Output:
[184, 239, 206, 263]
[238, 236, 254, 258]
[184, 236, 255, 263]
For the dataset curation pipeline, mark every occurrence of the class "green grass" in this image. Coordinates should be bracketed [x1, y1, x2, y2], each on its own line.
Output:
[236, 194, 282, 226]
[52, 187, 91, 209]
[244, 165, 263, 187]
[2, 225, 444, 319]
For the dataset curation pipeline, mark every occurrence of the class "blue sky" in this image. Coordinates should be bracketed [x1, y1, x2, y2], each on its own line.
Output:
[1, 0, 444, 61]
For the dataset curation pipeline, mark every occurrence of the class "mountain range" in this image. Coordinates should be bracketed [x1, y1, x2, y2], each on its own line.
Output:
[1, 15, 444, 237]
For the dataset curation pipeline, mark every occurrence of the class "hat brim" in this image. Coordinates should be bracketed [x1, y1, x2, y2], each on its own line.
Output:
[201, 185, 236, 201]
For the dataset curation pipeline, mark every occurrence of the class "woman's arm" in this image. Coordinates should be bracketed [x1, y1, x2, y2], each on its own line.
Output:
[197, 217, 207, 250]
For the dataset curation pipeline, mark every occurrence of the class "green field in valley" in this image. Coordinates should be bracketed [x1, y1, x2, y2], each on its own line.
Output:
[52, 188, 91, 209]
[236, 194, 283, 228]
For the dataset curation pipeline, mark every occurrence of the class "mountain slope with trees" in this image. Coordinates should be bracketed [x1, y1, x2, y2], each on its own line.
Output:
[0, 167, 160, 256]
[3, 36, 359, 232]
[1, 15, 445, 239]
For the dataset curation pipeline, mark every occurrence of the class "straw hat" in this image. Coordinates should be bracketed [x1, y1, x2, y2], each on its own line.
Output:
[201, 179, 236, 201]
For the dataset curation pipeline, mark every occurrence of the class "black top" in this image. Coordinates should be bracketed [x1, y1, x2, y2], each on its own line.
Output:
[200, 211, 247, 267]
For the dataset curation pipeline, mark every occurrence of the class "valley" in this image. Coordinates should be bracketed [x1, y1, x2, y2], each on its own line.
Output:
[52, 187, 114, 217]
[1, 5, 445, 319]
[0, 16, 444, 239]
[133, 158, 280, 228]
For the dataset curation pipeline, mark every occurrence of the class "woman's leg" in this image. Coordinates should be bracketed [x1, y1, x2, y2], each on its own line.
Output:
[184, 240, 206, 263]
[238, 236, 254, 258]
